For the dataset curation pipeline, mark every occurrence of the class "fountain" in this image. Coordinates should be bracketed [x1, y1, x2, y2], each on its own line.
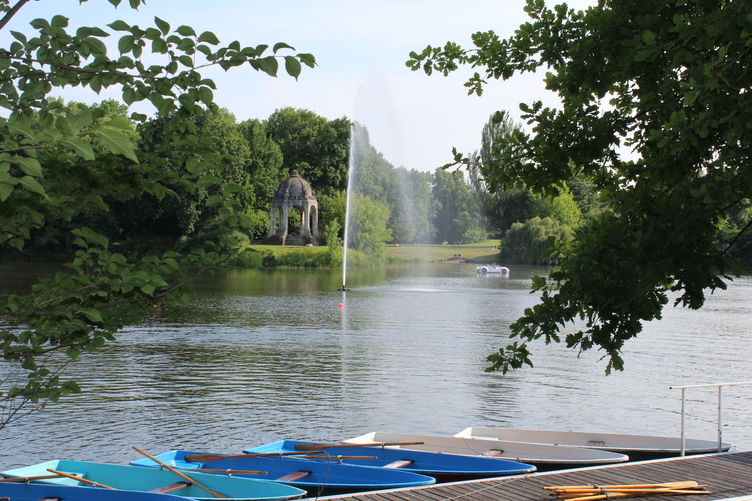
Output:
[338, 124, 356, 291]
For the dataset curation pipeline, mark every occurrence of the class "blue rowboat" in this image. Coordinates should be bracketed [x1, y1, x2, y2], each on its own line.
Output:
[1, 459, 306, 501]
[0, 482, 192, 501]
[243, 440, 537, 482]
[130, 449, 435, 496]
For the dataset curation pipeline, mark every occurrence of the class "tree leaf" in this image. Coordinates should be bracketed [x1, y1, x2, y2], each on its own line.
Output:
[256, 56, 278, 77]
[284, 56, 301, 80]
[78, 308, 103, 323]
[94, 129, 139, 163]
[154, 16, 170, 36]
[0, 182, 12, 202]
[297, 53, 316, 68]
[14, 156, 42, 177]
[176, 25, 196, 37]
[16, 175, 45, 195]
[273, 42, 294, 53]
[62, 137, 95, 160]
[197, 31, 219, 45]
[108, 20, 131, 32]
[118, 35, 135, 54]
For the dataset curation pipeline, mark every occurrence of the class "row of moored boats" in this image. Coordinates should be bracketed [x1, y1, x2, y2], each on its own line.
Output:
[0, 427, 732, 500]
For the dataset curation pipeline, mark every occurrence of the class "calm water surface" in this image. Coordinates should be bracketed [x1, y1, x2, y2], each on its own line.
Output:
[1, 263, 751, 468]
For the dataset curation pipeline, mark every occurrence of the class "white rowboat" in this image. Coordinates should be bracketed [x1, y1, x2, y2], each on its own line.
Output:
[344, 432, 629, 469]
[455, 427, 732, 459]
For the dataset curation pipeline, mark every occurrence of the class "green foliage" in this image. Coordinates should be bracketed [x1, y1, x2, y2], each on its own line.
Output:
[323, 218, 343, 267]
[265, 108, 350, 197]
[348, 194, 392, 258]
[502, 216, 572, 265]
[432, 169, 486, 244]
[0, 1, 314, 429]
[529, 184, 582, 228]
[408, 0, 752, 373]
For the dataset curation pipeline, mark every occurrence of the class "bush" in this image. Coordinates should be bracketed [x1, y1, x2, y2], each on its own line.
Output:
[502, 217, 573, 264]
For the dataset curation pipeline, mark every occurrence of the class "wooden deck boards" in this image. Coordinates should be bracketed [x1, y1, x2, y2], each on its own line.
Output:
[315, 452, 752, 501]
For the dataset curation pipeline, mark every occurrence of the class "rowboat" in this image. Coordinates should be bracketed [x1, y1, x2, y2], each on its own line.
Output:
[1, 459, 306, 501]
[130, 449, 435, 495]
[243, 440, 537, 481]
[455, 427, 733, 460]
[342, 432, 630, 470]
[131, 449, 436, 495]
[0, 481, 192, 501]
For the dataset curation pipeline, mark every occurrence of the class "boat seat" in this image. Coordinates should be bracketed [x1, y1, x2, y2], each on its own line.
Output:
[149, 481, 191, 494]
[480, 449, 504, 457]
[276, 471, 311, 482]
[383, 460, 413, 468]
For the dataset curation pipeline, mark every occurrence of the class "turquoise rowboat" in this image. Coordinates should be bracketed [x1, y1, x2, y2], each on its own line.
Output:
[0, 481, 192, 501]
[1, 459, 306, 501]
[243, 440, 537, 482]
[130, 449, 435, 496]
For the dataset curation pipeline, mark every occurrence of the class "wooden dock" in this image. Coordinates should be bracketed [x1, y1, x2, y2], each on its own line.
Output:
[315, 452, 752, 501]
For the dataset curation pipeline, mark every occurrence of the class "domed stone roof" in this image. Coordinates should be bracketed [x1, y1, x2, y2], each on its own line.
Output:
[273, 170, 315, 201]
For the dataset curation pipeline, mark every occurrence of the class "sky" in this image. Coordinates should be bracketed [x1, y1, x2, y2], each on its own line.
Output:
[4, 0, 595, 172]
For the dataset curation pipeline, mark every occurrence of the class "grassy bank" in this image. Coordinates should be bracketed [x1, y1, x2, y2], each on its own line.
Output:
[384, 240, 501, 263]
[247, 240, 502, 268]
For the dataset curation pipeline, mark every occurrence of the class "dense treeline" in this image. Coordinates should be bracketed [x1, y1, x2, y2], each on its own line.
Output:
[3, 103, 494, 262]
[9, 101, 750, 269]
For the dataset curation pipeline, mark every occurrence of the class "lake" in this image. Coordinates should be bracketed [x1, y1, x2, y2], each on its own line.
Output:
[1, 262, 750, 468]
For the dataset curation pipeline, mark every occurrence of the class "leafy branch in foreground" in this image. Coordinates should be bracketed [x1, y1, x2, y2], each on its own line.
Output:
[408, 0, 752, 373]
[0, 0, 315, 430]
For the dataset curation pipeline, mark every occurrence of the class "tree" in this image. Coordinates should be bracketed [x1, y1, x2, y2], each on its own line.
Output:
[528, 184, 582, 229]
[407, 0, 752, 373]
[432, 169, 486, 244]
[0, 0, 314, 431]
[348, 194, 392, 257]
[502, 216, 572, 265]
[265, 108, 350, 197]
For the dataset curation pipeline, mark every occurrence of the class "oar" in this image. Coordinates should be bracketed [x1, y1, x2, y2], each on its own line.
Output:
[133, 446, 226, 499]
[172, 467, 268, 476]
[0, 474, 64, 483]
[545, 481, 701, 491]
[294, 441, 424, 451]
[302, 456, 378, 460]
[184, 451, 325, 463]
[46, 469, 114, 489]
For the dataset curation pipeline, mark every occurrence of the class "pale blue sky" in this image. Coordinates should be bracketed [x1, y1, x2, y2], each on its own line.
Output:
[4, 0, 595, 171]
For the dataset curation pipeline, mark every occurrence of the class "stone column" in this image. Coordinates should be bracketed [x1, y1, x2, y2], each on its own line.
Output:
[311, 204, 319, 238]
[301, 203, 311, 238]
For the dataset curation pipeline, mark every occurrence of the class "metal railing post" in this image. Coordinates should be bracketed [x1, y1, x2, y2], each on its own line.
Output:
[680, 387, 686, 456]
[669, 381, 752, 455]
[718, 386, 723, 452]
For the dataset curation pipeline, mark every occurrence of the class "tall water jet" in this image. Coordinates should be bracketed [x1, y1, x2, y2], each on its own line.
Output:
[340, 124, 356, 291]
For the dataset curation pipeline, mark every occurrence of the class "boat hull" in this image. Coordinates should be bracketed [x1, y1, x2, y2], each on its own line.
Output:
[456, 427, 733, 460]
[1, 459, 306, 501]
[243, 440, 536, 480]
[0, 482, 191, 501]
[342, 432, 630, 469]
[130, 449, 435, 496]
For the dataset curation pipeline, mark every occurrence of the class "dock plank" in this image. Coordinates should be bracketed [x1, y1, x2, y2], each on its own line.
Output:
[315, 452, 752, 501]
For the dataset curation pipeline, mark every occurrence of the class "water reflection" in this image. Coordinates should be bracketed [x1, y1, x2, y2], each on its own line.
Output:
[0, 264, 750, 469]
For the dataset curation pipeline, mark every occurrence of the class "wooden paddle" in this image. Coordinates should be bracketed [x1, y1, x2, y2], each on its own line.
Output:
[172, 467, 268, 476]
[46, 469, 114, 489]
[545, 481, 702, 491]
[0, 474, 64, 483]
[294, 441, 424, 451]
[132, 446, 226, 499]
[184, 451, 324, 463]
